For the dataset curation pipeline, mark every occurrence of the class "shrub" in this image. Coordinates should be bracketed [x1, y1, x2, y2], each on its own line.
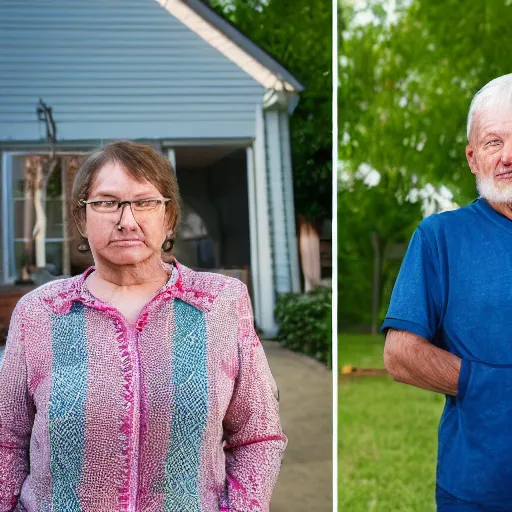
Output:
[274, 286, 332, 367]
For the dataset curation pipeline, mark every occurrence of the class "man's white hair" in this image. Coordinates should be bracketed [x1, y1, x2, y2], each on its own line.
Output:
[467, 73, 512, 141]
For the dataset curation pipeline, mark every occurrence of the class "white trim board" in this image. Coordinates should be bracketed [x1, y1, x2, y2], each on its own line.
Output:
[252, 106, 277, 337]
[1, 153, 13, 283]
[155, 0, 302, 93]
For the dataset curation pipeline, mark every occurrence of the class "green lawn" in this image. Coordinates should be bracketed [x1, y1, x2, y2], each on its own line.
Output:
[339, 334, 445, 511]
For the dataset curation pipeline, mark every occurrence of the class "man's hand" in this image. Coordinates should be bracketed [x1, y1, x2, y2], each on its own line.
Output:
[384, 328, 461, 396]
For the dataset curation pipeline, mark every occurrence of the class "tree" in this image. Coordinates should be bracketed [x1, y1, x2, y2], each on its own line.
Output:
[209, 0, 332, 222]
[338, 166, 422, 331]
[340, 0, 512, 204]
[338, 0, 512, 330]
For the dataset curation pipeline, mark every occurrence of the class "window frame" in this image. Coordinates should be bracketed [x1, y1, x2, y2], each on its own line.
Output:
[1, 151, 85, 284]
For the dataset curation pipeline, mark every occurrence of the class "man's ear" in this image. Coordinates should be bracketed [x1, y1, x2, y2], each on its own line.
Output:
[466, 144, 477, 175]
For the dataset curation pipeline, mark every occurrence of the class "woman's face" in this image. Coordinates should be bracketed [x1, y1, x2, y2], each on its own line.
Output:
[83, 161, 171, 267]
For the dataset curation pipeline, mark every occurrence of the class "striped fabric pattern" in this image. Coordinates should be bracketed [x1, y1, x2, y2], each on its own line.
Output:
[163, 300, 208, 511]
[49, 301, 89, 510]
[0, 260, 287, 512]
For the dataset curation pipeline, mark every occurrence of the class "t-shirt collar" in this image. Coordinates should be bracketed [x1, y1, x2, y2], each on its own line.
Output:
[477, 196, 512, 230]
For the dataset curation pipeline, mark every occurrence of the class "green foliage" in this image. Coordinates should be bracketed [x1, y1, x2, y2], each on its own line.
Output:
[340, 0, 512, 203]
[209, 0, 332, 221]
[339, 0, 512, 331]
[338, 170, 422, 330]
[274, 286, 332, 366]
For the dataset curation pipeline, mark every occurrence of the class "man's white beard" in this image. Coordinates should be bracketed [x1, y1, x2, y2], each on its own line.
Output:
[476, 174, 512, 203]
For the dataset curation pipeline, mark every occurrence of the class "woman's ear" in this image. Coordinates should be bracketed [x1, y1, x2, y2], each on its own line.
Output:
[76, 224, 87, 239]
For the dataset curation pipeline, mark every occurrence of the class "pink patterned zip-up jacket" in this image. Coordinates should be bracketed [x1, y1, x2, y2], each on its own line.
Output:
[0, 260, 287, 512]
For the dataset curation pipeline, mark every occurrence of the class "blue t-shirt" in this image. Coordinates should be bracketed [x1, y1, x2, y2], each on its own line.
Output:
[381, 197, 512, 510]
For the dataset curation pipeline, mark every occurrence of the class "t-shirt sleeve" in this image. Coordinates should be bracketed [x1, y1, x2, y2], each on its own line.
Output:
[380, 224, 443, 341]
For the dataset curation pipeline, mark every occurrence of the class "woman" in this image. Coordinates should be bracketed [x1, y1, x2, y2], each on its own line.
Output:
[0, 141, 287, 512]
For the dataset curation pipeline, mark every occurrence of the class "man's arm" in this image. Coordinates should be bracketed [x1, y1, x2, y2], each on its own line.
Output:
[383, 328, 461, 395]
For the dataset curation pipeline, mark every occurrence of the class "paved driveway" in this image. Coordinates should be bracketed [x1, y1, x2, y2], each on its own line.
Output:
[263, 341, 333, 512]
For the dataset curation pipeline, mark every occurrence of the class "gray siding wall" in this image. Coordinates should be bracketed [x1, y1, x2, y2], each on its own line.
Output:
[0, 0, 265, 141]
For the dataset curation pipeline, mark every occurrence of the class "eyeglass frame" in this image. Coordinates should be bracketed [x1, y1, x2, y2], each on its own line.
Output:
[79, 198, 172, 214]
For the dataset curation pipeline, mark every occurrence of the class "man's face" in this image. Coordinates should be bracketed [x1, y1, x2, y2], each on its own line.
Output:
[466, 109, 512, 202]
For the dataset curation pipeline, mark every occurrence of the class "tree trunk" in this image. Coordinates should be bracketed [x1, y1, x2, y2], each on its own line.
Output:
[371, 232, 381, 335]
[32, 159, 47, 269]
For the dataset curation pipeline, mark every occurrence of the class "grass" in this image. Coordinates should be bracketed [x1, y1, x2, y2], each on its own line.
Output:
[339, 334, 445, 511]
[338, 333, 387, 369]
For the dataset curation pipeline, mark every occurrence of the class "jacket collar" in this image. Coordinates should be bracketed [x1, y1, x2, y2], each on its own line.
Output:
[41, 259, 224, 315]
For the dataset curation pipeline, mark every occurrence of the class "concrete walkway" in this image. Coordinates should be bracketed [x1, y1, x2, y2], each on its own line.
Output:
[263, 341, 333, 512]
[0, 343, 333, 511]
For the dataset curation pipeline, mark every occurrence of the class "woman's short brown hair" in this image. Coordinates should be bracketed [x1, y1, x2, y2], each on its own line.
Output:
[71, 140, 181, 239]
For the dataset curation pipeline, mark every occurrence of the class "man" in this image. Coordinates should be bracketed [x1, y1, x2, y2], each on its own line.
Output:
[383, 73, 512, 512]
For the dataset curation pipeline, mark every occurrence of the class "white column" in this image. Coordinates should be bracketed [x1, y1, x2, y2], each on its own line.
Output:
[1, 153, 13, 283]
[167, 149, 176, 174]
[246, 147, 262, 328]
[253, 106, 277, 338]
[264, 109, 291, 293]
[279, 110, 301, 293]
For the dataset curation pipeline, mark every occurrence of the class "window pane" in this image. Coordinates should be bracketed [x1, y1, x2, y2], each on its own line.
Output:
[14, 198, 32, 240]
[14, 241, 30, 280]
[46, 199, 63, 239]
[13, 198, 63, 240]
[12, 165, 63, 241]
[45, 242, 63, 275]
[14, 241, 63, 279]
[11, 156, 26, 199]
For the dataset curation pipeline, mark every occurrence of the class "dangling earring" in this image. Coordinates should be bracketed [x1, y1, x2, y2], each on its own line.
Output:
[162, 236, 174, 253]
[78, 236, 90, 252]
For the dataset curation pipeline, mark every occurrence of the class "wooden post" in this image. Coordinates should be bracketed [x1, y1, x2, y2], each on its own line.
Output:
[298, 215, 321, 292]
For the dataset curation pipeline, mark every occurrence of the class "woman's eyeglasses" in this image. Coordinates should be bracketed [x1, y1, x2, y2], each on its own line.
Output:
[80, 198, 171, 214]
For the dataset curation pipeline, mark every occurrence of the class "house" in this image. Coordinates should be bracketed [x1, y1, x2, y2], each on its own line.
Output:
[0, 0, 305, 337]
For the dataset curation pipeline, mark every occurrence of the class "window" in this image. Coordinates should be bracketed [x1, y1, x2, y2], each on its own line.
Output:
[2, 153, 65, 284]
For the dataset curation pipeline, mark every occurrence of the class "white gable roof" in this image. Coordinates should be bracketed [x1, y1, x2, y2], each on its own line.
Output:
[157, 0, 304, 92]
